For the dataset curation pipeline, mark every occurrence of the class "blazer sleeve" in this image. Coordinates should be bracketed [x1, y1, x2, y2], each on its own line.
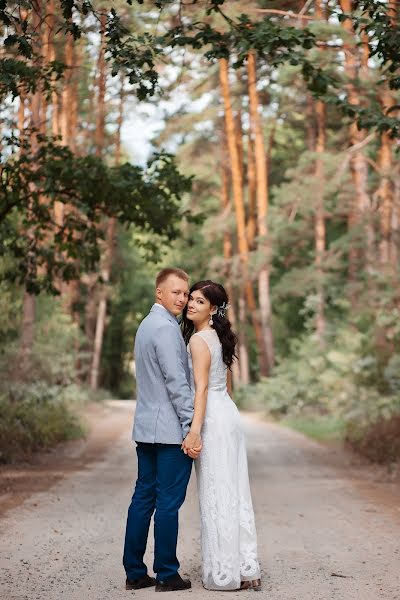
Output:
[154, 324, 194, 437]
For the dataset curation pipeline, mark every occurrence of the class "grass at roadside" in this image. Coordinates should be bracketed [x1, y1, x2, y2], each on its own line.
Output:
[0, 380, 115, 463]
[280, 415, 347, 443]
[0, 392, 84, 463]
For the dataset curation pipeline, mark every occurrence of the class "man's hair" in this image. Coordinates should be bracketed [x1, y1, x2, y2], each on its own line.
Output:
[156, 267, 189, 288]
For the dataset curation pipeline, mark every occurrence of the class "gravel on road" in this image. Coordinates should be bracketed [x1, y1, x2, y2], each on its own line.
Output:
[1, 401, 400, 600]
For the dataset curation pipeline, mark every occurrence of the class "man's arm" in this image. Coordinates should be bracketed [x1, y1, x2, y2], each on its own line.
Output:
[154, 324, 193, 438]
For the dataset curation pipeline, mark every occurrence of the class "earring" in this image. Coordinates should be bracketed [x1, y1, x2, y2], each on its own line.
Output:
[209, 315, 213, 326]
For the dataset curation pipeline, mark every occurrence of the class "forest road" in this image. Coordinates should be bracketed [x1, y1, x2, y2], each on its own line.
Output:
[1, 400, 400, 600]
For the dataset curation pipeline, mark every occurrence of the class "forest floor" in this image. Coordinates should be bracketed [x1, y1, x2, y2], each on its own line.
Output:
[1, 401, 400, 600]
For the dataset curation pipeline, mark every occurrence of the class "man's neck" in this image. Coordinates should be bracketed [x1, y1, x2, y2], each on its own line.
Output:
[155, 302, 168, 312]
[154, 302, 178, 319]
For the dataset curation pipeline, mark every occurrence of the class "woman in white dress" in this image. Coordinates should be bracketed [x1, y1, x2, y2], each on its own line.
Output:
[181, 280, 261, 591]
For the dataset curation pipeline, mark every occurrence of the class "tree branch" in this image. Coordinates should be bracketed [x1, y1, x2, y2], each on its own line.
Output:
[248, 9, 316, 21]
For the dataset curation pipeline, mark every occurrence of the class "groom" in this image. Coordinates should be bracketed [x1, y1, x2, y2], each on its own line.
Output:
[123, 268, 201, 592]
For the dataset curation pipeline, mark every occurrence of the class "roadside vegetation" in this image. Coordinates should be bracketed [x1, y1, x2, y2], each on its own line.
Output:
[1, 1, 399, 465]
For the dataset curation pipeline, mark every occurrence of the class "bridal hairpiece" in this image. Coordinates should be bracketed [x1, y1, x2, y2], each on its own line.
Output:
[217, 301, 231, 318]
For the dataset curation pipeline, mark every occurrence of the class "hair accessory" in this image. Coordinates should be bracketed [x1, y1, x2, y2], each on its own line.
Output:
[217, 301, 231, 318]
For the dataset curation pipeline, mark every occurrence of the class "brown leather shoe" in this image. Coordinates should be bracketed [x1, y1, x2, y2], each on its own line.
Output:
[155, 573, 191, 592]
[126, 574, 156, 590]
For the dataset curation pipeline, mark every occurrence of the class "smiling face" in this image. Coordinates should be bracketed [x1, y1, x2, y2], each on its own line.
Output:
[156, 274, 189, 316]
[186, 289, 216, 328]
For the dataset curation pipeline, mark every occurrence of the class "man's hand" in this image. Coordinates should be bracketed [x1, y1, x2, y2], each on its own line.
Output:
[182, 430, 202, 458]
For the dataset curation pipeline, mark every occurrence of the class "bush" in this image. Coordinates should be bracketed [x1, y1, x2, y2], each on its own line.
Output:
[237, 324, 400, 464]
[346, 414, 400, 464]
[0, 384, 83, 463]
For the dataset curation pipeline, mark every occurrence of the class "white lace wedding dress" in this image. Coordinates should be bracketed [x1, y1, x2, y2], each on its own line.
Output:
[187, 329, 260, 590]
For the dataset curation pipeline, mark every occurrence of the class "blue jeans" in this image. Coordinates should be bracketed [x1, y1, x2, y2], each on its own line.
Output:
[123, 442, 193, 582]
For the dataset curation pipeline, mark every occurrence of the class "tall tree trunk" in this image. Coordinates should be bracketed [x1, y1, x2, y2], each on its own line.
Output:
[57, 26, 81, 326]
[60, 34, 75, 148]
[247, 51, 274, 374]
[95, 12, 107, 159]
[393, 162, 400, 273]
[86, 12, 107, 385]
[90, 218, 116, 390]
[238, 294, 250, 385]
[246, 133, 257, 251]
[314, 97, 326, 342]
[20, 1, 43, 364]
[48, 0, 60, 139]
[339, 0, 374, 305]
[219, 57, 269, 377]
[90, 41, 117, 391]
[221, 160, 246, 387]
[313, 0, 326, 343]
[18, 94, 26, 141]
[48, 0, 63, 230]
[376, 0, 397, 272]
[377, 87, 395, 267]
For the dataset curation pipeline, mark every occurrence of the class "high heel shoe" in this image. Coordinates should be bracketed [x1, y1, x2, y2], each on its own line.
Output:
[239, 579, 262, 592]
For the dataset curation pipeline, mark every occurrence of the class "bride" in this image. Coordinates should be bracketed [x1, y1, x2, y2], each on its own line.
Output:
[181, 280, 261, 591]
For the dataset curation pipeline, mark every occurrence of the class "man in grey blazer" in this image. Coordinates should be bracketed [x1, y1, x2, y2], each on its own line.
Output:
[123, 268, 201, 592]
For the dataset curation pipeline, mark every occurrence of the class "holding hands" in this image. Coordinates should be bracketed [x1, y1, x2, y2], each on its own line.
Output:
[182, 430, 202, 459]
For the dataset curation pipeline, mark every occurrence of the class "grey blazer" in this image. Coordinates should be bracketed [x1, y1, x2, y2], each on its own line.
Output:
[132, 304, 193, 444]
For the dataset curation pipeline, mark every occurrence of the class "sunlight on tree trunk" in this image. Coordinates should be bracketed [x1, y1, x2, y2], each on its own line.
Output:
[313, 0, 326, 344]
[377, 89, 395, 267]
[238, 294, 250, 386]
[246, 133, 257, 251]
[219, 57, 269, 377]
[314, 98, 326, 343]
[376, 2, 397, 272]
[340, 0, 374, 306]
[247, 51, 274, 373]
[221, 160, 243, 387]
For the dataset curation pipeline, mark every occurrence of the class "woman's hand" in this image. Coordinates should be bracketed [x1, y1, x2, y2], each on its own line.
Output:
[182, 431, 202, 458]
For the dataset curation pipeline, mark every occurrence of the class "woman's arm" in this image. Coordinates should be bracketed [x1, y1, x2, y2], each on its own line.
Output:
[182, 335, 211, 455]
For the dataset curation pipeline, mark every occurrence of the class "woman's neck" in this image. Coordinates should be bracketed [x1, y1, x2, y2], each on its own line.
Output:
[195, 322, 213, 333]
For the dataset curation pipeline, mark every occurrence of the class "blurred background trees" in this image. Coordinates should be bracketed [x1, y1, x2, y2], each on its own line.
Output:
[1, 0, 399, 463]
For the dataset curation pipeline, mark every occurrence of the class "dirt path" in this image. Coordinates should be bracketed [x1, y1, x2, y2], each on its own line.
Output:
[1, 402, 400, 600]
[0, 401, 132, 517]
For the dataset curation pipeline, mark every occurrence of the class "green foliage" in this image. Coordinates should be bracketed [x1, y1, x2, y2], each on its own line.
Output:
[1, 134, 192, 293]
[346, 414, 400, 464]
[0, 1, 160, 101]
[0, 296, 96, 462]
[2, 1, 399, 132]
[236, 318, 400, 462]
[101, 230, 156, 397]
[0, 256, 21, 339]
[0, 386, 83, 463]
[346, 0, 400, 90]
[237, 318, 399, 419]
[384, 355, 400, 395]
[106, 11, 161, 100]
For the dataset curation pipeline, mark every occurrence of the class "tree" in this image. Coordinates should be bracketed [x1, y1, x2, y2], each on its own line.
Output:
[19, 0, 43, 364]
[90, 75, 124, 391]
[247, 50, 274, 373]
[219, 57, 269, 377]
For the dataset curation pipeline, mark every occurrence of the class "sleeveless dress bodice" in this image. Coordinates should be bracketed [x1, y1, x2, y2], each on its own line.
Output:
[188, 329, 227, 392]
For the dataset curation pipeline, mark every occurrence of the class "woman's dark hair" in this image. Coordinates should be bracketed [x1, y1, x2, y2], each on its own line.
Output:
[182, 280, 238, 369]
